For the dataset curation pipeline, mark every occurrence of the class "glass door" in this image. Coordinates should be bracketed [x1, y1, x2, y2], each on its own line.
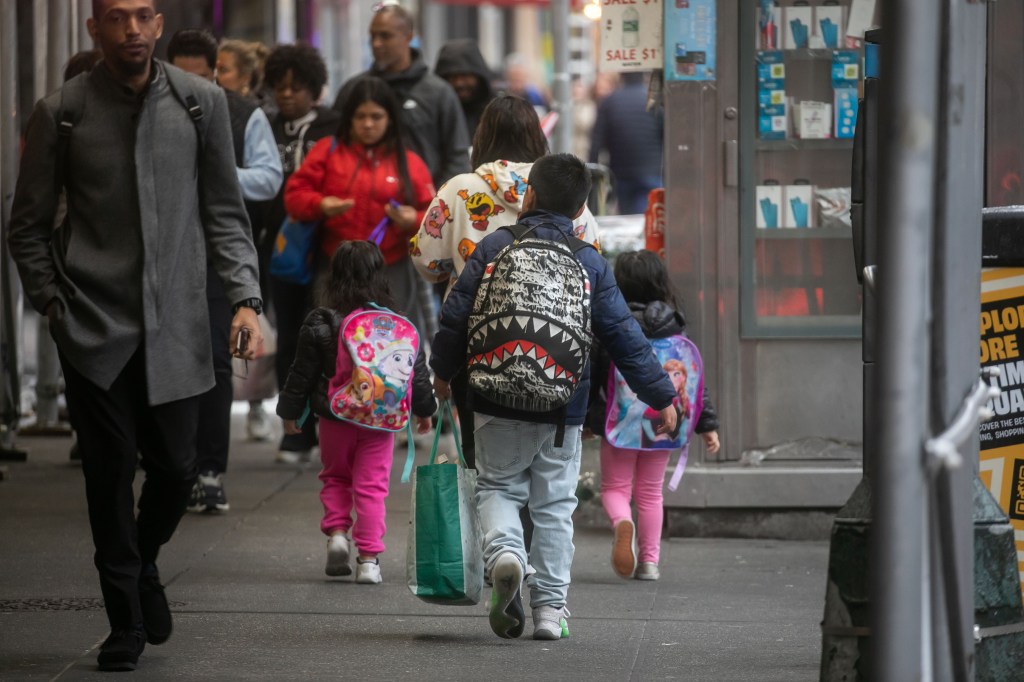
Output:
[740, 0, 864, 337]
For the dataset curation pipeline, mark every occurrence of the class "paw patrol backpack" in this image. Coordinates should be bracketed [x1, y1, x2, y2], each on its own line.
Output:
[328, 305, 420, 431]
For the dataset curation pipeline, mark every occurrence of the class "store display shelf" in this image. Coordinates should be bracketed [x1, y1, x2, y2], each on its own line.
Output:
[755, 226, 852, 239]
[755, 139, 854, 151]
[779, 48, 840, 61]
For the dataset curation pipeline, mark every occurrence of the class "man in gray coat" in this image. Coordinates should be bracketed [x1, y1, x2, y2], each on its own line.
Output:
[7, 0, 263, 671]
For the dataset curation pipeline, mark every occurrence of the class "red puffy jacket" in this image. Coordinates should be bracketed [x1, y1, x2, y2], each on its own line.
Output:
[284, 137, 435, 264]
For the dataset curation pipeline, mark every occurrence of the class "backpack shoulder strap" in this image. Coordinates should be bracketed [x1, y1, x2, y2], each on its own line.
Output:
[162, 64, 206, 157]
[55, 75, 89, 195]
[500, 223, 536, 242]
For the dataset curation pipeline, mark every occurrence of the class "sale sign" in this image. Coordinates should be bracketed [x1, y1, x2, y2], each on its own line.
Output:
[599, 0, 663, 72]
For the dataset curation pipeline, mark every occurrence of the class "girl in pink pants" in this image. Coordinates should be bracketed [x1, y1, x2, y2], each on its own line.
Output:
[277, 242, 435, 584]
[588, 251, 720, 580]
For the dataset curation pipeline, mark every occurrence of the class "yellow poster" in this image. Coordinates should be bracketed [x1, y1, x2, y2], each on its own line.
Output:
[979, 268, 1024, 597]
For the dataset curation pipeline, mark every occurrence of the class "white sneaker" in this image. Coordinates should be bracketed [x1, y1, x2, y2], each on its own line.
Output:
[532, 605, 570, 640]
[634, 562, 660, 581]
[355, 557, 382, 584]
[325, 535, 351, 577]
[275, 450, 304, 464]
[246, 404, 273, 441]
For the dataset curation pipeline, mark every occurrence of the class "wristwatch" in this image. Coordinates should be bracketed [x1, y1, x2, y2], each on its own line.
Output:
[232, 297, 263, 315]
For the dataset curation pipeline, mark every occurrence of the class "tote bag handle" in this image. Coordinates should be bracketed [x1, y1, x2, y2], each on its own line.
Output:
[401, 400, 464, 483]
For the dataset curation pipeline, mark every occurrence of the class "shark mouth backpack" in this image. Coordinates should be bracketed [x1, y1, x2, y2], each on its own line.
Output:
[605, 335, 704, 452]
[328, 305, 420, 431]
[465, 224, 593, 413]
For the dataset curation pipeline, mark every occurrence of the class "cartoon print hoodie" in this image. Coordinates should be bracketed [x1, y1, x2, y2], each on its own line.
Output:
[410, 159, 601, 296]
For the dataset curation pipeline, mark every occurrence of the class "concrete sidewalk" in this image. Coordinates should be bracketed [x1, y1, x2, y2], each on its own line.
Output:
[0, 414, 828, 680]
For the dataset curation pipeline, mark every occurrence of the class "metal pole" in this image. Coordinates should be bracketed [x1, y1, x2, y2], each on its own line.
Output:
[1, 0, 23, 454]
[872, 0, 942, 678]
[549, 0, 572, 155]
[929, 0, 987, 678]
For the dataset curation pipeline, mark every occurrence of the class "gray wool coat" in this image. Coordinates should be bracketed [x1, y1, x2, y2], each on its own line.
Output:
[8, 60, 262, 405]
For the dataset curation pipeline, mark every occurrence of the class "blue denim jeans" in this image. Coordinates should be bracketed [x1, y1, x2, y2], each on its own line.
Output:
[474, 415, 583, 608]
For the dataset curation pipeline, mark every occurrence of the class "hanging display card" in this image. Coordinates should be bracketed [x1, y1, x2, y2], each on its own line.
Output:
[664, 0, 717, 81]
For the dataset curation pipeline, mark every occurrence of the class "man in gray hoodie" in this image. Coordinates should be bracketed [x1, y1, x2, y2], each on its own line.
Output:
[332, 3, 470, 189]
[7, 0, 262, 671]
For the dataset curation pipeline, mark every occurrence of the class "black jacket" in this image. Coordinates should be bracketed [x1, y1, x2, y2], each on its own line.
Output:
[276, 306, 437, 422]
[587, 300, 719, 436]
[434, 39, 495, 139]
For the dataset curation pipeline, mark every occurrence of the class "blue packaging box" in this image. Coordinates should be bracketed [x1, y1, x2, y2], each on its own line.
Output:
[832, 50, 860, 87]
[758, 81, 786, 107]
[759, 104, 788, 140]
[834, 88, 858, 139]
[757, 51, 786, 82]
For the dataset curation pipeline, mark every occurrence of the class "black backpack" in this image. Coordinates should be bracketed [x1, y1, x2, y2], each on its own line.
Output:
[55, 64, 207, 194]
[466, 223, 594, 414]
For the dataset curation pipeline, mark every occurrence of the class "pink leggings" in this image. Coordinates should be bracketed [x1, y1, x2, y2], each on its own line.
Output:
[599, 440, 671, 564]
[318, 418, 394, 556]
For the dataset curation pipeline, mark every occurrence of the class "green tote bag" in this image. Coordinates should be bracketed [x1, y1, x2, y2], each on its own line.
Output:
[405, 401, 483, 605]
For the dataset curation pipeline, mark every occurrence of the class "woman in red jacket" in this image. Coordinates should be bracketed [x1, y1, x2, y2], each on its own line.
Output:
[284, 76, 435, 323]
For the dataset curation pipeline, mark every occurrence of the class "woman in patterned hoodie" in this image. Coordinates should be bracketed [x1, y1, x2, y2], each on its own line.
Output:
[411, 94, 601, 468]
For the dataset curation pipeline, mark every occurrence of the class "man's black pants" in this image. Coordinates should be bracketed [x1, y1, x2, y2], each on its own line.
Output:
[196, 264, 233, 474]
[61, 348, 199, 630]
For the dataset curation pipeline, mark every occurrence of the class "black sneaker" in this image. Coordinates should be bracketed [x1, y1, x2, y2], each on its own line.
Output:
[97, 628, 145, 671]
[139, 565, 172, 645]
[187, 471, 229, 513]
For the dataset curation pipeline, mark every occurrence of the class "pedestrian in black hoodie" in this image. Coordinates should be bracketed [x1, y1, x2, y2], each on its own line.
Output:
[435, 39, 496, 139]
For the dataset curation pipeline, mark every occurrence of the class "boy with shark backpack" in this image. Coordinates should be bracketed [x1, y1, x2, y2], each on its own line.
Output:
[430, 153, 678, 641]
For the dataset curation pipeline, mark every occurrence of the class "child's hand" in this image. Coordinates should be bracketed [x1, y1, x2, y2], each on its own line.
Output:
[581, 427, 596, 441]
[282, 418, 302, 435]
[321, 196, 355, 217]
[702, 431, 721, 454]
[433, 377, 451, 400]
[416, 416, 433, 434]
[656, 405, 678, 435]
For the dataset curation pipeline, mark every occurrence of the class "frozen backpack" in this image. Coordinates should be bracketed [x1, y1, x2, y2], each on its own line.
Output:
[605, 335, 703, 487]
[328, 305, 420, 432]
[466, 223, 593, 414]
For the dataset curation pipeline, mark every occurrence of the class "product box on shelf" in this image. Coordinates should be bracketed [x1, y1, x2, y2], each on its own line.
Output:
[759, 104, 788, 140]
[834, 88, 858, 139]
[758, 80, 786, 107]
[756, 183, 783, 229]
[831, 50, 860, 87]
[792, 100, 832, 139]
[810, 2, 846, 49]
[782, 2, 812, 50]
[758, 1, 780, 50]
[757, 50, 785, 81]
[783, 182, 815, 228]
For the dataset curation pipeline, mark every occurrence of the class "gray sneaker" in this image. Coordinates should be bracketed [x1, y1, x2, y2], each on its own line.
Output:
[634, 562, 661, 581]
[532, 605, 570, 640]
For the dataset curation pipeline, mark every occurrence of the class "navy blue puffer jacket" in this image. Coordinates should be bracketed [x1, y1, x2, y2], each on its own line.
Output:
[430, 209, 676, 425]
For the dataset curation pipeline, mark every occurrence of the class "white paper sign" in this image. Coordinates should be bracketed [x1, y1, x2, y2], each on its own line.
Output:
[600, 0, 663, 72]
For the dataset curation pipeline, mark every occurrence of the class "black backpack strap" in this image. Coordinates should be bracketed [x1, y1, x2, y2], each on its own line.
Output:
[500, 223, 537, 242]
[55, 75, 89, 196]
[162, 64, 206, 168]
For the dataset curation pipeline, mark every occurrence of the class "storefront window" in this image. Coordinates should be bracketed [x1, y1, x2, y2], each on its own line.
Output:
[740, 0, 864, 337]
